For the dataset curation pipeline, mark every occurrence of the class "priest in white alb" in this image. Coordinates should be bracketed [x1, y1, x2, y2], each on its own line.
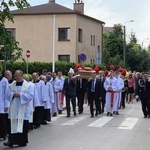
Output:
[3, 70, 34, 148]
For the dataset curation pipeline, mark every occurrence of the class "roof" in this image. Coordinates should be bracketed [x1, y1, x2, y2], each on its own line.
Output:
[11, 2, 76, 15]
[103, 27, 114, 33]
[11, 2, 105, 24]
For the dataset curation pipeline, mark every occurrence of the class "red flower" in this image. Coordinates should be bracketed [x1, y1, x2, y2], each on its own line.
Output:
[94, 65, 100, 73]
[118, 67, 124, 72]
[75, 64, 81, 69]
[122, 69, 126, 76]
[104, 70, 109, 76]
[110, 65, 115, 71]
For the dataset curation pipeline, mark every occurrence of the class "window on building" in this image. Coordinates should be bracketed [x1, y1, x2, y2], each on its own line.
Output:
[91, 35, 92, 45]
[58, 28, 70, 41]
[0, 47, 4, 60]
[78, 28, 83, 43]
[7, 28, 16, 38]
[93, 36, 95, 46]
[0, 28, 16, 60]
[91, 35, 96, 46]
[58, 55, 70, 63]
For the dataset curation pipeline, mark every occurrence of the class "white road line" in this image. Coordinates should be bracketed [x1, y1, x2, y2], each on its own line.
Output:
[51, 114, 66, 122]
[61, 116, 87, 126]
[87, 116, 113, 128]
[118, 117, 139, 130]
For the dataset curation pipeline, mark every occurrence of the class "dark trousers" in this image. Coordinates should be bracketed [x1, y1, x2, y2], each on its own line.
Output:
[89, 92, 99, 116]
[33, 106, 44, 127]
[99, 96, 105, 113]
[65, 95, 76, 116]
[0, 114, 7, 138]
[9, 120, 29, 145]
[101, 97, 105, 112]
[141, 98, 150, 117]
[121, 91, 127, 108]
[77, 92, 85, 113]
[43, 109, 51, 122]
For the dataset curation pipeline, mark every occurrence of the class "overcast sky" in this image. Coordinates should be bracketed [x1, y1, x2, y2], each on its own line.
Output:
[12, 0, 150, 47]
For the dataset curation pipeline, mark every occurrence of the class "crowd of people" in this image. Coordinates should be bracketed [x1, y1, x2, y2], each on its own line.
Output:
[0, 68, 150, 148]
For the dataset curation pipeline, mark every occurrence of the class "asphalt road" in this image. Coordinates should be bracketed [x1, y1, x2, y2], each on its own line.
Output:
[0, 100, 150, 150]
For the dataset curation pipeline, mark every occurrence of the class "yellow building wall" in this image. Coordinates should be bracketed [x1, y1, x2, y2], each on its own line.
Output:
[5, 13, 102, 64]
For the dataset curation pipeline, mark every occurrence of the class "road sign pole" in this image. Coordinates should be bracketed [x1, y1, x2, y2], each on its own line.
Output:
[26, 50, 30, 74]
[27, 57, 28, 74]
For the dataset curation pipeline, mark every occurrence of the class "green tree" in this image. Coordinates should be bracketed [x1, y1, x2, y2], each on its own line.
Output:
[103, 24, 124, 59]
[0, 0, 30, 61]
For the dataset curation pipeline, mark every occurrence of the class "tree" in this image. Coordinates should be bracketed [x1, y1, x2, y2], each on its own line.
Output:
[103, 24, 124, 59]
[0, 0, 30, 61]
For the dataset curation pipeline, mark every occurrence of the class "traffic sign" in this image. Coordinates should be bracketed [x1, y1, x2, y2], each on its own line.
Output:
[79, 53, 86, 62]
[26, 50, 31, 58]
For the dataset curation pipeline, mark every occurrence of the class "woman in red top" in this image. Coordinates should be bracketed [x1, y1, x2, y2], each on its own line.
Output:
[127, 73, 135, 103]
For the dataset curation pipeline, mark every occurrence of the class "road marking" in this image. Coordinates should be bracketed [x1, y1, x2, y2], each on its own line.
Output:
[51, 114, 66, 122]
[61, 116, 87, 126]
[87, 116, 113, 128]
[118, 117, 139, 130]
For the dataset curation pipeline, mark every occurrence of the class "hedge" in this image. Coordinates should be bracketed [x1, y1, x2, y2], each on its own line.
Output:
[0, 61, 113, 76]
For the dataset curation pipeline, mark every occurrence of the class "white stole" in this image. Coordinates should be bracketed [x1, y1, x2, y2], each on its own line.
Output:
[10, 80, 29, 133]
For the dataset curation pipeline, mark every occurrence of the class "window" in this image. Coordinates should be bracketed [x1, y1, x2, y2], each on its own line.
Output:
[93, 36, 95, 46]
[78, 28, 83, 43]
[0, 28, 16, 60]
[91, 35, 92, 45]
[58, 28, 70, 41]
[0, 47, 4, 60]
[91, 35, 95, 46]
[58, 55, 70, 63]
[7, 28, 16, 39]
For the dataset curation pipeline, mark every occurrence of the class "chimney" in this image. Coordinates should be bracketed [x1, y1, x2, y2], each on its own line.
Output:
[49, 0, 55, 3]
[74, 0, 84, 14]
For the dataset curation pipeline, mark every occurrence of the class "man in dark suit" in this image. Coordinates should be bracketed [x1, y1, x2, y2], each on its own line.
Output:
[138, 73, 150, 118]
[86, 72, 101, 117]
[76, 77, 87, 114]
[98, 70, 106, 113]
[63, 72, 77, 117]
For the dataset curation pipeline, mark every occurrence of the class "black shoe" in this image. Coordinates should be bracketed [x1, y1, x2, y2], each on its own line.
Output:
[18, 143, 27, 147]
[144, 116, 147, 118]
[74, 112, 77, 116]
[52, 113, 57, 117]
[59, 110, 62, 114]
[110, 113, 113, 117]
[66, 115, 70, 117]
[42, 121, 47, 125]
[115, 111, 119, 115]
[95, 112, 98, 116]
[107, 112, 109, 116]
[3, 141, 13, 147]
[90, 115, 94, 118]
[34, 125, 40, 129]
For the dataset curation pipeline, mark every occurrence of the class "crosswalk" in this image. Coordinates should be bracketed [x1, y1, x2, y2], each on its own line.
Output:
[48, 103, 149, 130]
[50, 113, 140, 130]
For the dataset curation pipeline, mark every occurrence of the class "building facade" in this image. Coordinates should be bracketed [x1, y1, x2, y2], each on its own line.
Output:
[5, 0, 105, 64]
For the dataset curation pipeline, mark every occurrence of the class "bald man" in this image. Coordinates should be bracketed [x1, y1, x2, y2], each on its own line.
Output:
[4, 70, 34, 147]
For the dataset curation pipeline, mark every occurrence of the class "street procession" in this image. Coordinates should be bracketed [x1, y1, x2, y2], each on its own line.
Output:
[0, 65, 150, 148]
[1, 0, 150, 149]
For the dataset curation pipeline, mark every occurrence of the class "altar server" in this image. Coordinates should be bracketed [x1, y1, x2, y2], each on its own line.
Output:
[104, 70, 117, 116]
[32, 72, 47, 129]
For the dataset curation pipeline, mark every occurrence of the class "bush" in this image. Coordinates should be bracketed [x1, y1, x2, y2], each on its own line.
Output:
[0, 61, 108, 76]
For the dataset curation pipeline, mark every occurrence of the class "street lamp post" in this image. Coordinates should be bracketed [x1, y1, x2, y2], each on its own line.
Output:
[142, 38, 149, 50]
[123, 20, 134, 67]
